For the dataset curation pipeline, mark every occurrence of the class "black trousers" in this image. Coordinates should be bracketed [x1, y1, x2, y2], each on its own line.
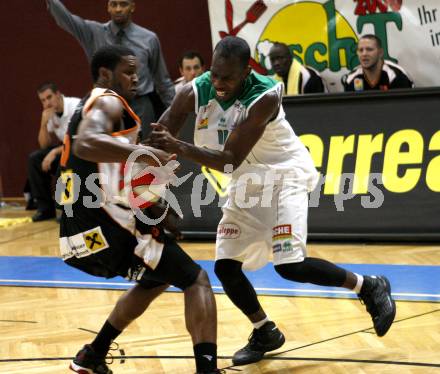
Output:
[130, 94, 157, 140]
[27, 146, 60, 212]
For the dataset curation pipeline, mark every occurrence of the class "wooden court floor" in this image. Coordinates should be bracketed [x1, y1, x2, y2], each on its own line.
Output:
[0, 206, 439, 373]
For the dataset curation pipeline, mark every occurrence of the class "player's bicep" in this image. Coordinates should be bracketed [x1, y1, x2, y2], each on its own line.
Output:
[159, 84, 195, 136]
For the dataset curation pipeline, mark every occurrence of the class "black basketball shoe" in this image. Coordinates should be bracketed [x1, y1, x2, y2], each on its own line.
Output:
[359, 275, 396, 337]
[232, 321, 285, 366]
[69, 344, 113, 374]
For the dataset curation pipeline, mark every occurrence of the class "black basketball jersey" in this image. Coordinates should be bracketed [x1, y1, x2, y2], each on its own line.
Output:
[58, 88, 140, 237]
[342, 60, 414, 91]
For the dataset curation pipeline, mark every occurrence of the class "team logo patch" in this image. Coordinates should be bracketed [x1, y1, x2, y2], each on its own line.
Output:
[217, 223, 240, 239]
[218, 117, 227, 128]
[273, 240, 293, 254]
[282, 240, 293, 253]
[82, 227, 109, 252]
[127, 264, 146, 281]
[272, 224, 292, 240]
[354, 78, 364, 91]
[272, 243, 282, 254]
[197, 118, 208, 130]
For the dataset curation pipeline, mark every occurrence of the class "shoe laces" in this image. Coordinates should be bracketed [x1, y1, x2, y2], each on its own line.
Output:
[359, 288, 378, 318]
[247, 328, 260, 345]
[104, 341, 119, 365]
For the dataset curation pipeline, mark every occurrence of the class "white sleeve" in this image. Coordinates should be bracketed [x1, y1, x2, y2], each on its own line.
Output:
[46, 118, 55, 133]
[64, 97, 81, 117]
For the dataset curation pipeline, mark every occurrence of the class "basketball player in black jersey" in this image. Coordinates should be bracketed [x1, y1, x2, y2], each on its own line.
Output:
[58, 45, 220, 374]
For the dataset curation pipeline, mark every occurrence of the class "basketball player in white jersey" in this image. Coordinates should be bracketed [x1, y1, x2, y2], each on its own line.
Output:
[150, 36, 396, 367]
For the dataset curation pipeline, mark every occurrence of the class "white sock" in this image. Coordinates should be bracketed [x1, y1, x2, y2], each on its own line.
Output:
[253, 316, 269, 329]
[352, 274, 364, 294]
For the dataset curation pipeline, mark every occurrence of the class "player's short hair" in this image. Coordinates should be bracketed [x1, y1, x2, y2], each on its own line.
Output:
[359, 34, 382, 48]
[214, 36, 250, 70]
[271, 42, 291, 56]
[37, 82, 59, 94]
[179, 51, 204, 68]
[91, 45, 136, 82]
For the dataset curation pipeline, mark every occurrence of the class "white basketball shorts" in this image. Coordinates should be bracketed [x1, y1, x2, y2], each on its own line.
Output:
[216, 182, 308, 271]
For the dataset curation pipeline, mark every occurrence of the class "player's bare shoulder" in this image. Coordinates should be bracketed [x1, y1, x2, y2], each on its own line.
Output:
[173, 81, 196, 114]
[250, 89, 280, 120]
[262, 89, 281, 106]
[78, 94, 124, 138]
[89, 95, 124, 123]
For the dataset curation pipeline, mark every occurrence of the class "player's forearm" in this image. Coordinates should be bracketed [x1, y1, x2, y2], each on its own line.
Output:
[175, 139, 238, 172]
[52, 145, 63, 155]
[74, 133, 158, 165]
[157, 108, 186, 137]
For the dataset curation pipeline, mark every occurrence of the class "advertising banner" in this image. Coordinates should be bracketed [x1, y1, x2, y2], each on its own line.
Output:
[207, 0, 440, 91]
[285, 89, 440, 238]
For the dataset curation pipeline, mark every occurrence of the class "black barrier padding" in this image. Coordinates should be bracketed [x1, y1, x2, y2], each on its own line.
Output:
[170, 114, 223, 233]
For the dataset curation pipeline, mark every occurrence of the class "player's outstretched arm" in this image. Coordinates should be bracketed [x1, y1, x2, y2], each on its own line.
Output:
[150, 91, 279, 172]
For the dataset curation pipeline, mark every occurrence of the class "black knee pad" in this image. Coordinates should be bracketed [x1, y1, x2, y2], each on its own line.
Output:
[214, 259, 261, 315]
[275, 258, 346, 287]
[214, 259, 243, 285]
[275, 262, 308, 283]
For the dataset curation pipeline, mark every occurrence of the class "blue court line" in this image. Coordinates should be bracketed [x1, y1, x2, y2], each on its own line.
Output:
[0, 256, 439, 302]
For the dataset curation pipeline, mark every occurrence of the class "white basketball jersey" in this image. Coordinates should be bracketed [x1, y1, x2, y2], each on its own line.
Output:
[192, 71, 318, 191]
[84, 88, 140, 231]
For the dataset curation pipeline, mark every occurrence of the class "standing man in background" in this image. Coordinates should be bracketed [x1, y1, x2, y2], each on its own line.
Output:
[174, 51, 205, 93]
[28, 82, 80, 222]
[46, 0, 175, 138]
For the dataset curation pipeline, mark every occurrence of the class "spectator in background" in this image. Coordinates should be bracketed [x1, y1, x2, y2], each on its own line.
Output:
[29, 82, 80, 222]
[174, 51, 205, 93]
[46, 0, 175, 138]
[342, 34, 414, 91]
[269, 42, 326, 95]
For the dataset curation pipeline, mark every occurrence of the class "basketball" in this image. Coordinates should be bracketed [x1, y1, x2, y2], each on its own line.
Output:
[119, 162, 167, 209]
